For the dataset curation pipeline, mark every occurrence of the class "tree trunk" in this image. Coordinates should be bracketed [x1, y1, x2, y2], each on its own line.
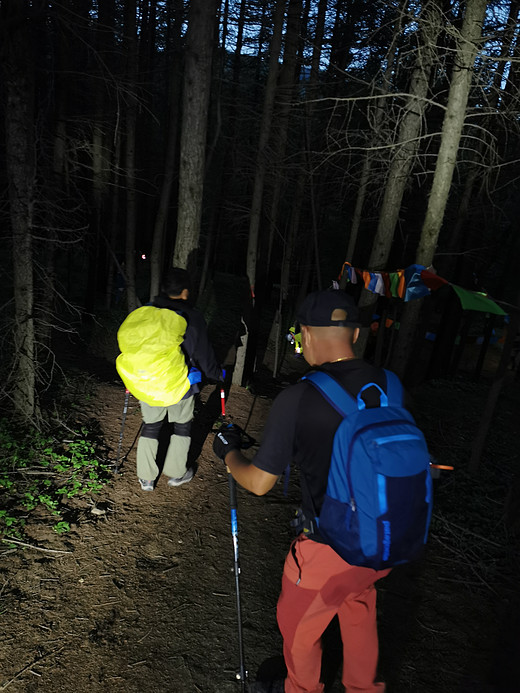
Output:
[232, 0, 286, 387]
[149, 0, 184, 300]
[245, 0, 286, 295]
[345, 0, 406, 265]
[232, 0, 247, 89]
[441, 0, 519, 281]
[356, 2, 441, 354]
[96, 0, 121, 311]
[104, 130, 123, 310]
[2, 4, 38, 421]
[270, 167, 306, 377]
[85, 106, 105, 314]
[391, 0, 488, 379]
[173, 0, 219, 274]
[416, 0, 489, 267]
[124, 0, 139, 313]
[266, 0, 303, 271]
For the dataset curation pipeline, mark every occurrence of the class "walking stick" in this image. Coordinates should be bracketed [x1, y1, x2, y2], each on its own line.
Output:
[217, 382, 251, 690]
[227, 468, 248, 690]
[114, 388, 130, 473]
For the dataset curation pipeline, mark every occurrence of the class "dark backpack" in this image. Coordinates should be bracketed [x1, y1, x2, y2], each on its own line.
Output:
[303, 369, 433, 570]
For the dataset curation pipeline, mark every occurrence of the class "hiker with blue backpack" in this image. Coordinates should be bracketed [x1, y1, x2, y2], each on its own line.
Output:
[213, 289, 432, 693]
[116, 267, 224, 491]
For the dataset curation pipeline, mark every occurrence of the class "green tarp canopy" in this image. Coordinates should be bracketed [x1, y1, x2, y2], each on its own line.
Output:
[451, 285, 506, 316]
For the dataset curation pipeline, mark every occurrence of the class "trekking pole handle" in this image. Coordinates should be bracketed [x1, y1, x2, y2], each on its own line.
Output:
[227, 467, 237, 508]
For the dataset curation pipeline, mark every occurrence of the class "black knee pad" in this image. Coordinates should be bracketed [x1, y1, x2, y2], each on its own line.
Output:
[173, 420, 192, 437]
[141, 420, 164, 440]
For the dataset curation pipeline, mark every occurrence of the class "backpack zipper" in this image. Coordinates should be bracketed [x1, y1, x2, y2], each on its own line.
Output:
[373, 433, 422, 445]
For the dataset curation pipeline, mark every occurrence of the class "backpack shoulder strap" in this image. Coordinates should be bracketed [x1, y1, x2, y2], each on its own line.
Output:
[302, 371, 358, 417]
[304, 369, 393, 414]
[383, 369, 404, 406]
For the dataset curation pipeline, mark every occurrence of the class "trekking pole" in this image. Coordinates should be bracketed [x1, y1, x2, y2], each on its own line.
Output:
[227, 468, 248, 690]
[114, 388, 130, 473]
[216, 378, 250, 690]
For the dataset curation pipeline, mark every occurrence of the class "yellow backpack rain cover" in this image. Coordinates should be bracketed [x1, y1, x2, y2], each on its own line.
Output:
[116, 306, 190, 406]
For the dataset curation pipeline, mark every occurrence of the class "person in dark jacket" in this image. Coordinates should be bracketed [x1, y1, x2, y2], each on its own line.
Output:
[137, 267, 223, 491]
[213, 289, 390, 693]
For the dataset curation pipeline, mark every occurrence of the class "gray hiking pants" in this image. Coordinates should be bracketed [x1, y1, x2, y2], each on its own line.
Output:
[136, 396, 195, 481]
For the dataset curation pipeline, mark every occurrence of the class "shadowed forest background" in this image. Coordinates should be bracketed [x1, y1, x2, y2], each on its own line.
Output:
[0, 1, 520, 691]
[1, 0, 520, 419]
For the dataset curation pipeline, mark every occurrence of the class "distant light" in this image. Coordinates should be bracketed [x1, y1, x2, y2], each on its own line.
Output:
[141, 254, 146, 260]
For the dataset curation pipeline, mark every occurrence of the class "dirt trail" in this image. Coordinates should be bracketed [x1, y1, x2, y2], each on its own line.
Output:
[1, 369, 518, 693]
[0, 381, 298, 693]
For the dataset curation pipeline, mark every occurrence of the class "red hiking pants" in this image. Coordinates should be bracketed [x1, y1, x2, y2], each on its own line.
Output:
[277, 536, 390, 693]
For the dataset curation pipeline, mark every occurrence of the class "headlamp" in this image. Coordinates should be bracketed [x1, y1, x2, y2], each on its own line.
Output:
[287, 326, 302, 355]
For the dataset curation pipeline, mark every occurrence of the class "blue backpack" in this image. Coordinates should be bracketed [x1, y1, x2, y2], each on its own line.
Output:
[303, 369, 433, 570]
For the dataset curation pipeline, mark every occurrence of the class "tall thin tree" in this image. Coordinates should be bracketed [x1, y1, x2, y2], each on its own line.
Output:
[355, 1, 441, 354]
[173, 0, 219, 274]
[1, 1, 38, 420]
[233, 0, 286, 386]
[149, 0, 185, 299]
[124, 0, 140, 313]
[391, 0, 489, 378]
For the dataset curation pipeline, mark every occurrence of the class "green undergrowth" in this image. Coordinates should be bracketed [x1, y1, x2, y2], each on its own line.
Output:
[0, 418, 113, 545]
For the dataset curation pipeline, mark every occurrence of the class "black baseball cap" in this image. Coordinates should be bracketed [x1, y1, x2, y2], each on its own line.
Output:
[296, 289, 360, 328]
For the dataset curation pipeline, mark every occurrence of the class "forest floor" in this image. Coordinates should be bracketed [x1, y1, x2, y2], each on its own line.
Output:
[1, 278, 519, 693]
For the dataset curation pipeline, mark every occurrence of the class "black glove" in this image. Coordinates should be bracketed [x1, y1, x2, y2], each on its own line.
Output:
[213, 424, 242, 461]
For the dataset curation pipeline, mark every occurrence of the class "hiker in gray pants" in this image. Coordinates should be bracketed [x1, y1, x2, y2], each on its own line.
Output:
[137, 397, 195, 484]
[117, 267, 223, 491]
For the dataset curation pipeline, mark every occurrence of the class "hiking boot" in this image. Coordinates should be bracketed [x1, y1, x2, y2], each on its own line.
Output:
[138, 479, 154, 491]
[167, 468, 194, 487]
